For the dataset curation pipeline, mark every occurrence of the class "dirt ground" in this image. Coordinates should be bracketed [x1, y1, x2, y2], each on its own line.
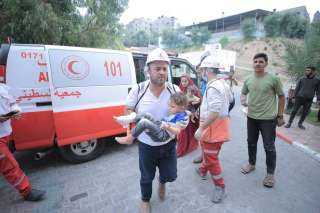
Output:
[225, 38, 303, 85]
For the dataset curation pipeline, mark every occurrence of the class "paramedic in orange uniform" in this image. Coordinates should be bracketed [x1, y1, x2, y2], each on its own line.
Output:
[194, 56, 231, 203]
[0, 81, 46, 201]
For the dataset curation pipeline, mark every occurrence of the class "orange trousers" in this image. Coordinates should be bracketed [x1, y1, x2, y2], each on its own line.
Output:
[199, 141, 225, 187]
[0, 136, 31, 198]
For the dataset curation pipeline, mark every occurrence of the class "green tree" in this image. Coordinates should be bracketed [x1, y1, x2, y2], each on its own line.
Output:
[161, 28, 191, 49]
[123, 30, 149, 47]
[284, 23, 320, 79]
[0, 0, 128, 48]
[264, 13, 282, 37]
[149, 30, 160, 46]
[280, 13, 308, 39]
[219, 36, 229, 48]
[264, 13, 308, 39]
[78, 0, 128, 48]
[122, 28, 159, 47]
[190, 26, 211, 45]
[241, 18, 256, 40]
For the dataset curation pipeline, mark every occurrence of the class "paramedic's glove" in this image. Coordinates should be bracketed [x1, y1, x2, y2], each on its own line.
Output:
[194, 127, 203, 141]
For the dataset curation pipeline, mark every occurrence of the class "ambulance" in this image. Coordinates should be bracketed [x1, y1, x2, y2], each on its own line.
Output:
[0, 44, 197, 163]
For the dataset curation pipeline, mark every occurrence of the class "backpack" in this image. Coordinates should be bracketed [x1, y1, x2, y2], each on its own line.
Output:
[133, 81, 177, 111]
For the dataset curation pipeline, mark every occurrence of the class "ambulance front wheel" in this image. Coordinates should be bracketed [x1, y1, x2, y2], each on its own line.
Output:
[59, 139, 105, 163]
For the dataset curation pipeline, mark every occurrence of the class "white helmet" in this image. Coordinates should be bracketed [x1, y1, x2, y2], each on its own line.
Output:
[200, 55, 220, 69]
[146, 48, 170, 65]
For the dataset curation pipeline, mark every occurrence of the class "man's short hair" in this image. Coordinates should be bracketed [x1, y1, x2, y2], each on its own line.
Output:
[170, 92, 188, 108]
[306, 66, 316, 72]
[253, 53, 268, 62]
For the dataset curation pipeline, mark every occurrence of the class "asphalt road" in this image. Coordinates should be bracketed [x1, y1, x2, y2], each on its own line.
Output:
[1, 90, 319, 213]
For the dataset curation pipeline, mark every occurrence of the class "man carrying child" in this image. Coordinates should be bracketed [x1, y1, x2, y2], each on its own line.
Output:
[114, 48, 182, 213]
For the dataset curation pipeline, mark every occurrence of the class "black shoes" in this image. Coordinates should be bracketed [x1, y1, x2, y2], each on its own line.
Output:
[285, 122, 306, 130]
[298, 124, 306, 130]
[24, 189, 46, 201]
[284, 123, 291, 128]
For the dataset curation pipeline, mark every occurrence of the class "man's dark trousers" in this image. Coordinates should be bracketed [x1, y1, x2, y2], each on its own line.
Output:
[138, 139, 177, 202]
[247, 117, 277, 174]
[288, 97, 313, 125]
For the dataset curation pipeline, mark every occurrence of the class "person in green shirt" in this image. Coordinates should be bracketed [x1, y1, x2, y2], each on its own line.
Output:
[240, 53, 285, 188]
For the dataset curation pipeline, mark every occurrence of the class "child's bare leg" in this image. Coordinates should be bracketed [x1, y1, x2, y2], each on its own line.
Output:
[115, 132, 134, 145]
[115, 127, 134, 144]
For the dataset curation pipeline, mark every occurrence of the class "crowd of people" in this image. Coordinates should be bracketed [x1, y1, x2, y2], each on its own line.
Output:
[113, 48, 316, 213]
[1, 47, 319, 213]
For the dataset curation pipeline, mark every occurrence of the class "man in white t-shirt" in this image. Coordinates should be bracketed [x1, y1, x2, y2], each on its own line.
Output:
[0, 82, 46, 201]
[125, 48, 180, 213]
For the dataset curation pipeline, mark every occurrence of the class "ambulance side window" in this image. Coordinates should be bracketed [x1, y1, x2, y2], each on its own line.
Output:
[134, 57, 147, 83]
[170, 60, 197, 86]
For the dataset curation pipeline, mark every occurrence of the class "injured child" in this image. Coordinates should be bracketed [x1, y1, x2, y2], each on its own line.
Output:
[114, 92, 190, 144]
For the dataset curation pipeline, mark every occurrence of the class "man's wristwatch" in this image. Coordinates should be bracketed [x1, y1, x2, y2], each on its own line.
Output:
[277, 115, 283, 119]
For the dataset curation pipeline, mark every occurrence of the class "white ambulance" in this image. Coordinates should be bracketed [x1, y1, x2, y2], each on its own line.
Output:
[0, 44, 197, 163]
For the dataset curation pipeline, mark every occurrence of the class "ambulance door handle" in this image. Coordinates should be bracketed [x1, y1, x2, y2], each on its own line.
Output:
[36, 102, 52, 107]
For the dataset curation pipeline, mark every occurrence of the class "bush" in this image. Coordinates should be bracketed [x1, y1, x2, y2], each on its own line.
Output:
[264, 13, 308, 39]
[284, 23, 320, 80]
[219, 36, 229, 48]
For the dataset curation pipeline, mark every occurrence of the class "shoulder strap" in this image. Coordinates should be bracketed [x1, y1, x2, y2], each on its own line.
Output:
[205, 79, 218, 99]
[134, 81, 150, 110]
[166, 82, 176, 94]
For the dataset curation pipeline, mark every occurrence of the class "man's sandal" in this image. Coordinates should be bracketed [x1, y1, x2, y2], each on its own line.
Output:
[263, 174, 275, 188]
[241, 164, 255, 174]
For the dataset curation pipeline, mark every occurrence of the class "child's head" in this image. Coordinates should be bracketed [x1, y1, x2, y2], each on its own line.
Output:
[168, 92, 188, 114]
[186, 85, 195, 96]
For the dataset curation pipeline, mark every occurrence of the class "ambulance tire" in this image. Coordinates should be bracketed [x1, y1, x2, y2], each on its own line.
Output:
[59, 139, 105, 163]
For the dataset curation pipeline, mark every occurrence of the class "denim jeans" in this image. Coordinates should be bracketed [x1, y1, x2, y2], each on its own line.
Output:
[247, 117, 277, 174]
[138, 139, 177, 202]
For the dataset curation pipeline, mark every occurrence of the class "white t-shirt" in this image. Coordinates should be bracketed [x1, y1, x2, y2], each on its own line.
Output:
[0, 84, 21, 138]
[200, 79, 231, 122]
[126, 81, 180, 146]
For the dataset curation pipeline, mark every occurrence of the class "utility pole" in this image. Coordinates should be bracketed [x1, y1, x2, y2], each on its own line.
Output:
[222, 12, 225, 32]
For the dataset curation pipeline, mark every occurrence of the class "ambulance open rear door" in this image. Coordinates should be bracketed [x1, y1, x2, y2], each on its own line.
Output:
[46, 46, 136, 147]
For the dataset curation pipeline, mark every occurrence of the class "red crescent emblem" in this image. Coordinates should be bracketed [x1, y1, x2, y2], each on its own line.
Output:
[67, 60, 81, 75]
[61, 56, 89, 80]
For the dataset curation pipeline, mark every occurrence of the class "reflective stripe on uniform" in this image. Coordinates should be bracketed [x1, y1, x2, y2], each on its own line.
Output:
[0, 153, 5, 160]
[13, 174, 25, 187]
[203, 149, 218, 154]
[212, 173, 223, 180]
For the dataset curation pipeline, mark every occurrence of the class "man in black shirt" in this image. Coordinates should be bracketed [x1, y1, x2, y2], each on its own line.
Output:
[285, 66, 320, 129]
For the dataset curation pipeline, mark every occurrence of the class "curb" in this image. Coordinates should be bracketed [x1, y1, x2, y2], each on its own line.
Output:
[277, 131, 320, 163]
